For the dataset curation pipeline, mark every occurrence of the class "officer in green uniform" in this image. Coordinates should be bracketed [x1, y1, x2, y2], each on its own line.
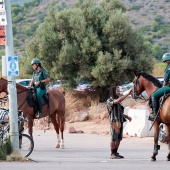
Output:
[29, 59, 50, 118]
[149, 53, 170, 121]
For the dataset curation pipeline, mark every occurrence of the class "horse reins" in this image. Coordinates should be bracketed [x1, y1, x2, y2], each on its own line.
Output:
[17, 88, 30, 110]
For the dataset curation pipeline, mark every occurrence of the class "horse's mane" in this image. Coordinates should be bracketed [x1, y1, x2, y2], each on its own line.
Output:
[0, 77, 28, 90]
[138, 72, 162, 88]
[16, 83, 28, 90]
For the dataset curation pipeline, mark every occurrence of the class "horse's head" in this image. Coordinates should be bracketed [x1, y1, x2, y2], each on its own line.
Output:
[132, 71, 162, 99]
[132, 72, 145, 99]
[0, 77, 8, 94]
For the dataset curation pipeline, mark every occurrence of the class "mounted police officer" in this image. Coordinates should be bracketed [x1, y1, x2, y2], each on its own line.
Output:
[149, 53, 170, 121]
[29, 59, 50, 118]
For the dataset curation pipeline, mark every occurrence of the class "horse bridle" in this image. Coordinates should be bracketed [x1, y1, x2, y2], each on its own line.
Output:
[133, 76, 150, 102]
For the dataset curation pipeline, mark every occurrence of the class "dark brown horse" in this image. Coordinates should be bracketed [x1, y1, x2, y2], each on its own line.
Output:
[0, 77, 65, 148]
[133, 72, 170, 161]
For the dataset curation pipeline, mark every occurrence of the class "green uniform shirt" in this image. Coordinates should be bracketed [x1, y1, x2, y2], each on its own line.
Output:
[152, 64, 170, 98]
[164, 64, 170, 84]
[32, 67, 49, 100]
[32, 68, 49, 84]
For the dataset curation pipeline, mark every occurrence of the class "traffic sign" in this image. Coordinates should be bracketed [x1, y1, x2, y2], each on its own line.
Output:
[7, 56, 19, 76]
[0, 0, 6, 25]
[0, 25, 6, 45]
[0, 10, 7, 25]
[0, 0, 5, 9]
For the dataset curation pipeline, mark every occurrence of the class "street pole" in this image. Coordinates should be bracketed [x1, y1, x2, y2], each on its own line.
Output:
[5, 0, 19, 151]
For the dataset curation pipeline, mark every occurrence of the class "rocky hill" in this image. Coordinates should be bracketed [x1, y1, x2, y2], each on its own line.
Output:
[124, 0, 170, 27]
[11, 0, 170, 57]
[125, 0, 170, 48]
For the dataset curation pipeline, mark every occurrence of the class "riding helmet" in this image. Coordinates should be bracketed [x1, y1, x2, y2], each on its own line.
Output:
[162, 53, 170, 62]
[31, 58, 41, 65]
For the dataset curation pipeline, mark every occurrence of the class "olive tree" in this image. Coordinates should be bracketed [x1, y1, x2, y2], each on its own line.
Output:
[24, 0, 153, 89]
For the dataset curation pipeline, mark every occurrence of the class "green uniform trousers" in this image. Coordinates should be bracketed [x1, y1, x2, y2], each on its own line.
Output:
[152, 86, 170, 99]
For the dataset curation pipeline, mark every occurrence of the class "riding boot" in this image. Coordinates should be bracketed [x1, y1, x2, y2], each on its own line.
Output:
[37, 99, 43, 118]
[148, 97, 159, 121]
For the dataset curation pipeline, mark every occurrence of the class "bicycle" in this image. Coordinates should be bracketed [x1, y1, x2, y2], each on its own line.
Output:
[0, 109, 34, 157]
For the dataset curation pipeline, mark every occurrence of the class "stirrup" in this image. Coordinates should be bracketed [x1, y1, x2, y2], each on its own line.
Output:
[35, 112, 42, 118]
[148, 114, 157, 121]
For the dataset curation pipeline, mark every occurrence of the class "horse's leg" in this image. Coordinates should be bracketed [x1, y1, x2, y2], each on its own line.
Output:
[49, 113, 60, 148]
[27, 117, 34, 139]
[151, 122, 160, 161]
[57, 112, 65, 149]
[167, 142, 170, 161]
[165, 125, 170, 161]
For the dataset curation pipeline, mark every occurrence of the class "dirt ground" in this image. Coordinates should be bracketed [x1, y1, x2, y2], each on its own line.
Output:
[66, 118, 110, 135]
[35, 96, 147, 136]
[66, 96, 147, 135]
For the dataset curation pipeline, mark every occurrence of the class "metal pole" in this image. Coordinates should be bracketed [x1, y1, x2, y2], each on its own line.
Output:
[5, 0, 19, 151]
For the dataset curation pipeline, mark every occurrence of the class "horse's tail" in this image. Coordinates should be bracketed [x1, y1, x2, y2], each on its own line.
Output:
[57, 108, 66, 134]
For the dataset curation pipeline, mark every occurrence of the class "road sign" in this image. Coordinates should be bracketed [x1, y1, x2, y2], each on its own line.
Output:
[0, 0, 5, 9]
[7, 56, 19, 76]
[0, 25, 5, 45]
[0, 0, 6, 25]
[0, 10, 7, 25]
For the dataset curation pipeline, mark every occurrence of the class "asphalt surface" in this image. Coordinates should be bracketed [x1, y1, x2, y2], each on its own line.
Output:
[1, 129, 170, 170]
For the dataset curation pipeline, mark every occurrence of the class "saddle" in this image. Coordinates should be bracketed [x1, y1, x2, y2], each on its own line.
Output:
[27, 90, 50, 116]
[149, 92, 170, 109]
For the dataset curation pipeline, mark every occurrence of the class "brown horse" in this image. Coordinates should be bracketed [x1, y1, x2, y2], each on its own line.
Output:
[133, 72, 170, 161]
[0, 77, 65, 148]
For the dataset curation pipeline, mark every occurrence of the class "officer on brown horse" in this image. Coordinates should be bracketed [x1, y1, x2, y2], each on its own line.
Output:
[29, 58, 50, 118]
[149, 53, 170, 121]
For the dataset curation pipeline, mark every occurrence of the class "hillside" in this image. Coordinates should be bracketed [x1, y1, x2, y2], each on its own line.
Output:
[11, 0, 32, 5]
[124, 0, 170, 46]
[10, 0, 170, 59]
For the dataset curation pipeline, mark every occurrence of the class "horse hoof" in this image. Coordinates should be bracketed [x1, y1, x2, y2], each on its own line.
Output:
[55, 144, 60, 148]
[150, 157, 156, 161]
[45, 127, 50, 130]
[167, 155, 170, 161]
[60, 145, 64, 149]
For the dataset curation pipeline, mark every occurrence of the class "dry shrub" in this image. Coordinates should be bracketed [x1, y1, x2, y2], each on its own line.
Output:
[88, 102, 99, 119]
[6, 151, 26, 162]
[65, 91, 99, 119]
[65, 92, 85, 117]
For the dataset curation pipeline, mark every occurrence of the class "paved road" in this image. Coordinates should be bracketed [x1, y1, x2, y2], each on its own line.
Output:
[1, 129, 170, 170]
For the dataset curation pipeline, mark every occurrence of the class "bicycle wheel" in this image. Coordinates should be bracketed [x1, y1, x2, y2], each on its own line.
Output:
[19, 134, 34, 157]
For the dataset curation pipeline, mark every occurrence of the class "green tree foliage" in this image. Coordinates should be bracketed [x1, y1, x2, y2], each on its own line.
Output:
[25, 0, 153, 88]
[151, 44, 164, 60]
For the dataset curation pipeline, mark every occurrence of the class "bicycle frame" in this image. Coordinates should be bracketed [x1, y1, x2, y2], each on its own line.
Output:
[0, 109, 34, 157]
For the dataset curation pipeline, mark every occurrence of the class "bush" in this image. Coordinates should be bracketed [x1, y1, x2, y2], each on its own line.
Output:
[130, 5, 142, 10]
[38, 14, 46, 22]
[13, 12, 23, 23]
[0, 138, 13, 160]
[154, 15, 164, 23]
[13, 38, 20, 47]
